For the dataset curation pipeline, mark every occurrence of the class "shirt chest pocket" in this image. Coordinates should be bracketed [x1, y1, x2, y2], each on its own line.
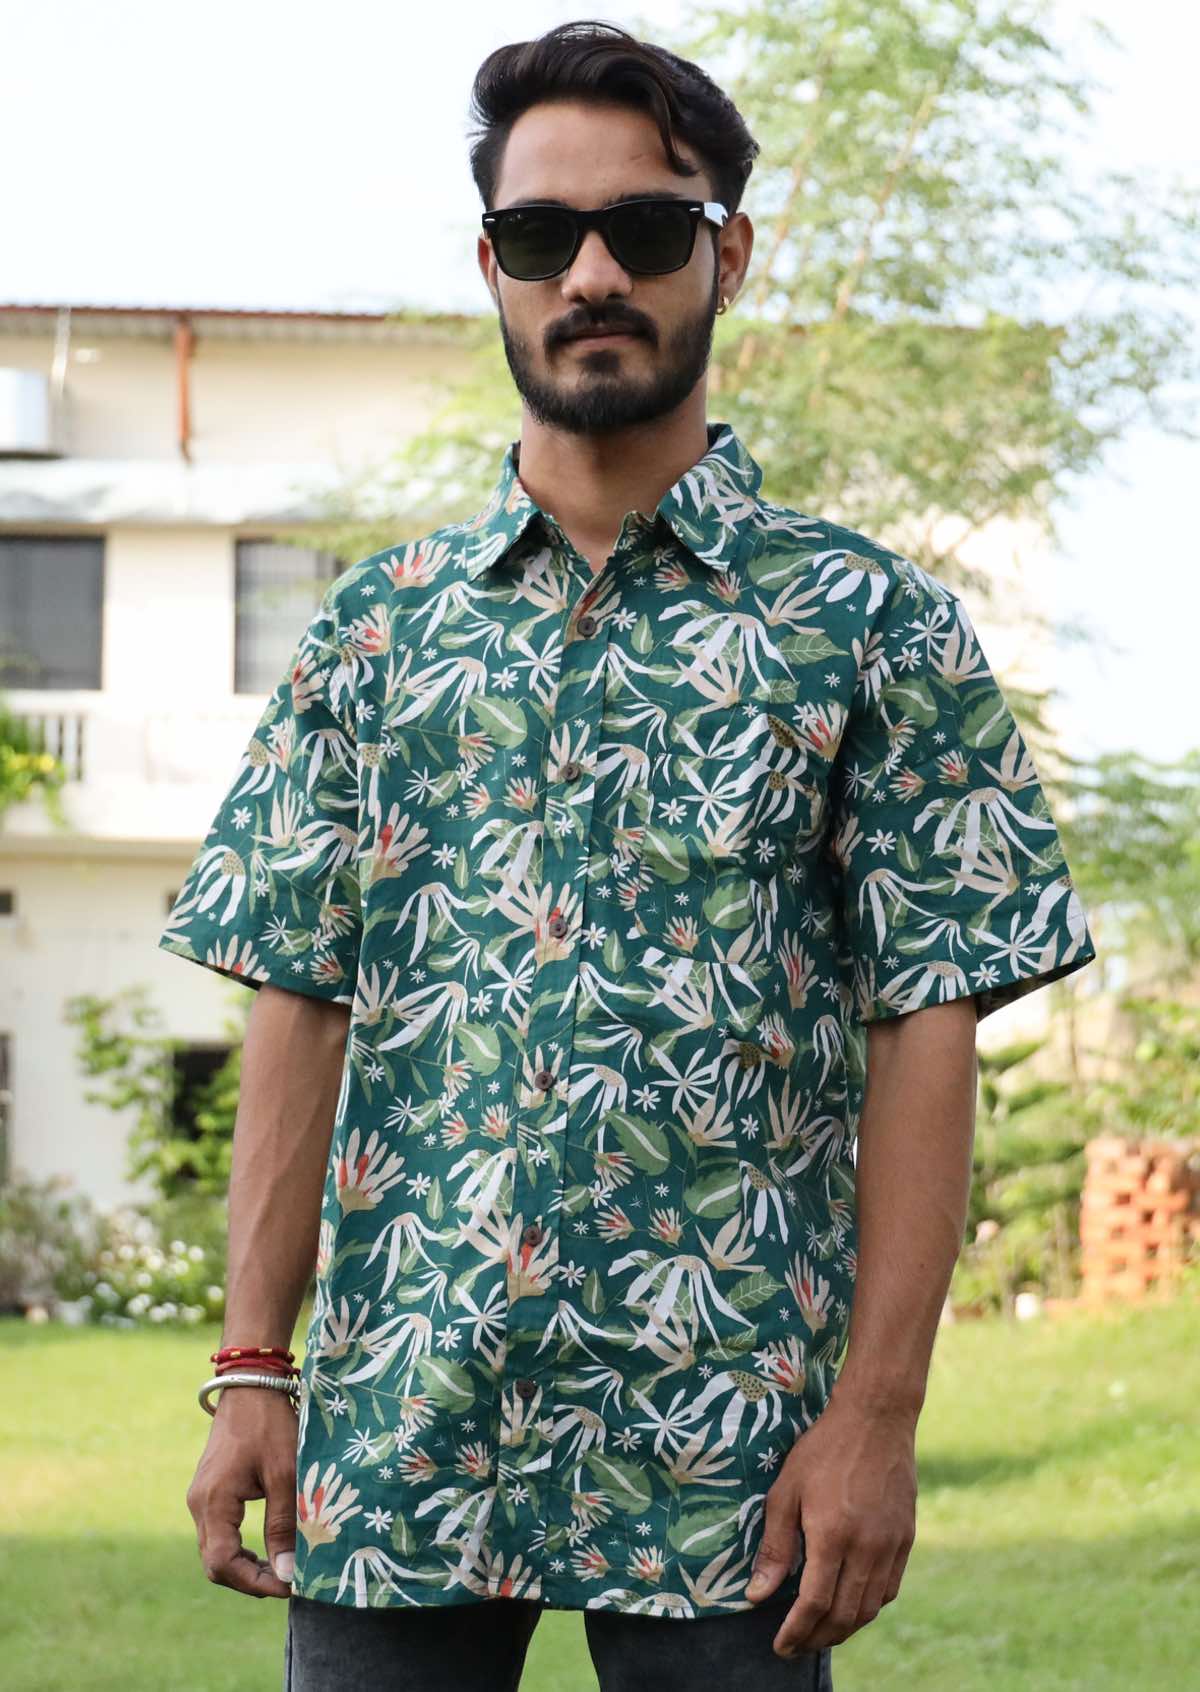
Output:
[622, 705, 829, 974]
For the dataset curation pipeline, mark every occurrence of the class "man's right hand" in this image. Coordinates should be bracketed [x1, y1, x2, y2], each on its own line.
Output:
[186, 1387, 300, 1599]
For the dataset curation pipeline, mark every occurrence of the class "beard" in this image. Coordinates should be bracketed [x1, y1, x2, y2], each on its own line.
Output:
[497, 271, 719, 436]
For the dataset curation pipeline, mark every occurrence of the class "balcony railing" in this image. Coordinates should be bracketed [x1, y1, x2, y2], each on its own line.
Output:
[3, 693, 266, 842]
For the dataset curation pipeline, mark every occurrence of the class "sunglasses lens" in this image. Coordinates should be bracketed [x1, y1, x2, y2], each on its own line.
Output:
[608, 202, 694, 272]
[493, 208, 576, 279]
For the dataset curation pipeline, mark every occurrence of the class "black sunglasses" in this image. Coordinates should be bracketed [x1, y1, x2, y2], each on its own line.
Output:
[481, 197, 728, 281]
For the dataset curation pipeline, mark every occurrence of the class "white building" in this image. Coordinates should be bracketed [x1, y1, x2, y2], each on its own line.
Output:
[0, 301, 1099, 1206]
[0, 302, 474, 1203]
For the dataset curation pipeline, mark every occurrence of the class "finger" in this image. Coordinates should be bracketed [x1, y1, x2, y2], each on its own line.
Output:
[877, 1535, 912, 1609]
[782, 1536, 892, 1654]
[263, 1463, 298, 1587]
[745, 1493, 800, 1602]
[204, 1515, 293, 1599]
[770, 1531, 842, 1655]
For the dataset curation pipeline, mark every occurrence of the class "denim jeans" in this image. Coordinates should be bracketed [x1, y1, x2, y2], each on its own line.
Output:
[284, 1588, 835, 1691]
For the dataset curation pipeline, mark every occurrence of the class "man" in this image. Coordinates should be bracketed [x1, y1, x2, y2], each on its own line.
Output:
[162, 19, 1098, 1691]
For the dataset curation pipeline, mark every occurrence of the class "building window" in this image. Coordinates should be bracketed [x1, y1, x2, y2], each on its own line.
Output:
[0, 536, 104, 689]
[169, 1043, 235, 1186]
[234, 539, 341, 695]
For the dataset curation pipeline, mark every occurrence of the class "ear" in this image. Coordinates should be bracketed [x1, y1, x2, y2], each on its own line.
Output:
[717, 210, 755, 306]
[477, 234, 499, 306]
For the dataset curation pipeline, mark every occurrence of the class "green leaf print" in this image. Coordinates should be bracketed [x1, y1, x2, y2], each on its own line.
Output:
[583, 1267, 607, 1315]
[726, 1271, 786, 1311]
[455, 1020, 502, 1075]
[667, 1501, 744, 1556]
[607, 1110, 671, 1175]
[777, 630, 845, 667]
[960, 689, 1016, 748]
[882, 675, 938, 727]
[467, 694, 527, 746]
[414, 1355, 475, 1414]
[584, 1450, 654, 1513]
[684, 1165, 743, 1219]
[641, 823, 691, 884]
[703, 877, 754, 932]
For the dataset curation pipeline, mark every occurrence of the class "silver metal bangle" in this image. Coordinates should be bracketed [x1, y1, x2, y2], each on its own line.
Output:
[198, 1371, 301, 1417]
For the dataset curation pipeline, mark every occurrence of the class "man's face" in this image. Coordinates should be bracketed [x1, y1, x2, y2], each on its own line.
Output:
[477, 98, 730, 436]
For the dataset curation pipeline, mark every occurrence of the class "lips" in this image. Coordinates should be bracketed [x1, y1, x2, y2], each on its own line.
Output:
[566, 327, 639, 343]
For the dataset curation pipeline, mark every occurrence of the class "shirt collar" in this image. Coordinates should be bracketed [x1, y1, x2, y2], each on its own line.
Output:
[462, 421, 764, 582]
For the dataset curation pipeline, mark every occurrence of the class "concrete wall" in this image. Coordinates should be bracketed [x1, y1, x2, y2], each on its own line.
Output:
[0, 324, 473, 467]
[0, 845, 251, 1206]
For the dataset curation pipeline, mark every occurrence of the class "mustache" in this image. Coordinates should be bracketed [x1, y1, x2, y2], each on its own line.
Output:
[548, 310, 657, 349]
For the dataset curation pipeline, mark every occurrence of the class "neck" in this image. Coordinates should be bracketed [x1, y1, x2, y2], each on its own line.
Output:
[514, 392, 711, 572]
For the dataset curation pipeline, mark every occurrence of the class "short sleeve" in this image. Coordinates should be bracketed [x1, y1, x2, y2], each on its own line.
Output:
[158, 582, 362, 1006]
[826, 562, 1098, 1025]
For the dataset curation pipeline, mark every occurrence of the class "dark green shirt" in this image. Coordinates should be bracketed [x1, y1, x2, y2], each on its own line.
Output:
[160, 421, 1097, 1616]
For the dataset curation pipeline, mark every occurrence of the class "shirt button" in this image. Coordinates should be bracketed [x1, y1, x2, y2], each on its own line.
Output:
[515, 1378, 537, 1400]
[561, 759, 582, 781]
[533, 1067, 556, 1092]
[577, 612, 598, 637]
[522, 1223, 542, 1246]
[547, 913, 568, 938]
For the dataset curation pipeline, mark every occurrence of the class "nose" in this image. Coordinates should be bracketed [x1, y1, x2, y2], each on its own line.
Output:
[560, 227, 632, 307]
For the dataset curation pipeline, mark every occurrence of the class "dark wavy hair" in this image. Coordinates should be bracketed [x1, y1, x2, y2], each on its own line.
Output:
[468, 19, 759, 215]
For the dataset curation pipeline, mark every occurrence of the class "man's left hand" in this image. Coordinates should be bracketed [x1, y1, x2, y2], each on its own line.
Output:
[745, 1389, 918, 1657]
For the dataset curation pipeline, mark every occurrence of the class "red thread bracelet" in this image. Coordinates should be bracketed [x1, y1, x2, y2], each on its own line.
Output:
[214, 1355, 298, 1377]
[210, 1345, 295, 1364]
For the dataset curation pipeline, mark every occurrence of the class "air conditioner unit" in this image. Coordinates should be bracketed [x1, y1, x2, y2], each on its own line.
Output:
[0, 368, 60, 457]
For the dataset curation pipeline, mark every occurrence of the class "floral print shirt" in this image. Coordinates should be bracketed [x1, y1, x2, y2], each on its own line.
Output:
[159, 421, 1097, 1617]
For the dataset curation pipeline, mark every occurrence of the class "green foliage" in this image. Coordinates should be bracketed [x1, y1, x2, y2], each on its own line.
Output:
[0, 1175, 227, 1326]
[952, 991, 1200, 1313]
[0, 1173, 98, 1313]
[674, 0, 1199, 592]
[62, 982, 250, 1200]
[1059, 748, 1200, 973]
[1080, 994, 1200, 1143]
[58, 1202, 226, 1328]
[0, 696, 69, 823]
[952, 1028, 1087, 1312]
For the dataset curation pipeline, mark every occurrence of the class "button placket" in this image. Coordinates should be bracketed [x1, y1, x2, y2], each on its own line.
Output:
[497, 545, 613, 1585]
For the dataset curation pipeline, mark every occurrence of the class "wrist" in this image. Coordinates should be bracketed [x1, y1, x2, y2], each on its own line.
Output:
[829, 1367, 924, 1424]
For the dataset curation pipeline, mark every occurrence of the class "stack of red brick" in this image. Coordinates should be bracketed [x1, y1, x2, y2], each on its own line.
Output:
[1079, 1135, 1200, 1304]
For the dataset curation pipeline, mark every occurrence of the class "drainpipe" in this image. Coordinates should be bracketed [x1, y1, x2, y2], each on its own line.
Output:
[174, 312, 194, 462]
[50, 306, 71, 450]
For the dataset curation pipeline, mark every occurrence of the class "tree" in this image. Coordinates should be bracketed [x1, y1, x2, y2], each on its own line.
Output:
[672, 0, 1199, 614]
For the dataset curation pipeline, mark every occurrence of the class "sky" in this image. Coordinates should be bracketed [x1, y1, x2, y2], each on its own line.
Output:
[1, 0, 1196, 766]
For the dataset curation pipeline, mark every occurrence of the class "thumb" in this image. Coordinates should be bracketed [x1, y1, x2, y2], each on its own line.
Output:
[264, 1472, 297, 1584]
[746, 1513, 800, 1602]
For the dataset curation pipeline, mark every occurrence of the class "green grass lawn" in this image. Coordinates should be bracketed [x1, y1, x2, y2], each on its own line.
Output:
[3, 1292, 1197, 1692]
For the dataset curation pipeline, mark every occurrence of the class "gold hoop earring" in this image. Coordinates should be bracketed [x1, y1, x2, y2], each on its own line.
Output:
[717, 294, 730, 316]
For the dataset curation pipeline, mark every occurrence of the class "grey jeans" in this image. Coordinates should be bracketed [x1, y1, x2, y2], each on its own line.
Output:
[284, 1588, 834, 1692]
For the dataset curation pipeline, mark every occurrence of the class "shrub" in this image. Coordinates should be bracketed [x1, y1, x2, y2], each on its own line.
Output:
[61, 1203, 226, 1329]
[0, 1173, 98, 1315]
